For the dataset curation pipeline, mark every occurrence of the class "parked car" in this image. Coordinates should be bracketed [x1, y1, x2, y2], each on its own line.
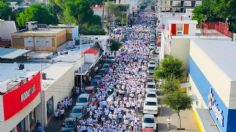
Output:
[84, 86, 96, 98]
[143, 98, 158, 115]
[147, 65, 155, 76]
[90, 75, 102, 87]
[70, 106, 85, 119]
[61, 117, 76, 132]
[142, 114, 157, 130]
[148, 60, 157, 67]
[145, 91, 157, 102]
[76, 94, 90, 106]
[146, 78, 155, 83]
[146, 82, 156, 93]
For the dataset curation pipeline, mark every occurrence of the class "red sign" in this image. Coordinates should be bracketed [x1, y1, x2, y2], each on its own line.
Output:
[2, 72, 41, 120]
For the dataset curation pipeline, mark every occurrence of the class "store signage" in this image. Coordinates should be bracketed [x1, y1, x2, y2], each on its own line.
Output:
[2, 72, 41, 121]
[21, 86, 36, 102]
[208, 88, 224, 127]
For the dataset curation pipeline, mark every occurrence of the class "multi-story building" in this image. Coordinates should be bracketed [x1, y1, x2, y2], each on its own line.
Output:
[158, 0, 202, 12]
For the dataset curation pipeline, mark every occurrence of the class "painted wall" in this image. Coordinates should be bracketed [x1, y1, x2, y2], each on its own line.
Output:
[42, 64, 74, 125]
[190, 40, 232, 108]
[170, 38, 190, 69]
[189, 57, 236, 132]
[0, 21, 17, 40]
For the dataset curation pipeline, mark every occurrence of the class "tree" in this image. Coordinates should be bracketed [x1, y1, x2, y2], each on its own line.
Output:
[163, 91, 192, 129]
[161, 78, 181, 94]
[16, 4, 58, 28]
[154, 55, 184, 80]
[192, 0, 236, 31]
[109, 39, 122, 52]
[0, 0, 12, 20]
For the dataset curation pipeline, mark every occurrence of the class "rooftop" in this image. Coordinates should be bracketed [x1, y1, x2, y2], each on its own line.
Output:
[191, 39, 236, 81]
[0, 48, 30, 59]
[42, 63, 74, 90]
[12, 28, 65, 37]
[0, 63, 50, 82]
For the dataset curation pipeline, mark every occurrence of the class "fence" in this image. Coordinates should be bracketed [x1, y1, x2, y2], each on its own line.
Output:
[200, 22, 233, 38]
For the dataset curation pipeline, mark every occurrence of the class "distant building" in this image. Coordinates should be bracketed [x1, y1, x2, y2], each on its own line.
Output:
[91, 5, 105, 19]
[158, 0, 202, 12]
[0, 20, 17, 48]
[11, 22, 79, 52]
[159, 13, 232, 69]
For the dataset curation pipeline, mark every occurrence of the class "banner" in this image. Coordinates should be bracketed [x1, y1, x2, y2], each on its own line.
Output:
[2, 72, 41, 120]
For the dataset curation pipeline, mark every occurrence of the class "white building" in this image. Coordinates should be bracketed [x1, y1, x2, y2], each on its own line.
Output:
[0, 63, 49, 132]
[189, 39, 236, 132]
[159, 15, 231, 69]
[40, 63, 75, 126]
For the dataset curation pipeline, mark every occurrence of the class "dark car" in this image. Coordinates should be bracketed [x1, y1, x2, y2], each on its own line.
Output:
[61, 117, 76, 132]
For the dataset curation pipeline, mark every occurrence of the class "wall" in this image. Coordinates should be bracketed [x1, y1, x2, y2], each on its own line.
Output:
[0, 94, 40, 131]
[190, 40, 231, 108]
[0, 21, 17, 40]
[189, 57, 229, 132]
[42, 64, 74, 125]
[170, 38, 190, 70]
[84, 54, 96, 63]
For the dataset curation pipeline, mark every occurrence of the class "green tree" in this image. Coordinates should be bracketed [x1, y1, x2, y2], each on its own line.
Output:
[109, 39, 122, 52]
[16, 4, 58, 28]
[161, 78, 181, 94]
[163, 91, 192, 129]
[154, 55, 184, 80]
[0, 0, 12, 20]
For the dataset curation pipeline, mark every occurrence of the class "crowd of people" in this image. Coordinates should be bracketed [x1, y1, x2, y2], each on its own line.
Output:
[54, 97, 73, 119]
[73, 8, 156, 132]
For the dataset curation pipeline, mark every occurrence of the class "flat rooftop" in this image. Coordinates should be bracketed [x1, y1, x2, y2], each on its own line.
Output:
[12, 28, 65, 37]
[42, 63, 74, 90]
[0, 48, 30, 59]
[191, 39, 236, 81]
[0, 63, 50, 82]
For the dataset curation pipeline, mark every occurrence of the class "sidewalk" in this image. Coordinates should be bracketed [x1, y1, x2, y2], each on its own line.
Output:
[157, 106, 199, 132]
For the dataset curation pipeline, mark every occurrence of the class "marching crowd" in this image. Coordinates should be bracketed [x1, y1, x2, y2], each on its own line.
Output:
[73, 8, 156, 132]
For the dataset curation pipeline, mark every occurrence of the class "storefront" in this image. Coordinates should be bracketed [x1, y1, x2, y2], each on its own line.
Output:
[188, 39, 236, 132]
[0, 72, 41, 132]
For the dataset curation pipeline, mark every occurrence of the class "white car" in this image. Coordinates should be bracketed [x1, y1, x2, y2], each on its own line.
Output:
[146, 82, 156, 93]
[142, 114, 156, 130]
[145, 91, 157, 102]
[147, 65, 155, 76]
[143, 98, 158, 115]
[148, 60, 157, 67]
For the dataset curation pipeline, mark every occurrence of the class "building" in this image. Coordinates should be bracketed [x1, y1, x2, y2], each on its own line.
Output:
[40, 63, 75, 126]
[91, 5, 105, 19]
[158, 0, 202, 12]
[0, 63, 46, 132]
[159, 16, 232, 69]
[11, 27, 67, 52]
[49, 24, 79, 41]
[0, 20, 17, 48]
[189, 39, 236, 132]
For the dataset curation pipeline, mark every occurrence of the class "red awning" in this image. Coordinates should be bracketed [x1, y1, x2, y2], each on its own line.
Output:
[83, 48, 99, 55]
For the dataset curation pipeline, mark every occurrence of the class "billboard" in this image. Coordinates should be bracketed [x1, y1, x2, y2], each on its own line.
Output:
[2, 72, 41, 121]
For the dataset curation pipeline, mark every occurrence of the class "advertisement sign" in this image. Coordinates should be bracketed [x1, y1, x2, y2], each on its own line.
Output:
[2, 72, 41, 121]
[208, 88, 224, 127]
